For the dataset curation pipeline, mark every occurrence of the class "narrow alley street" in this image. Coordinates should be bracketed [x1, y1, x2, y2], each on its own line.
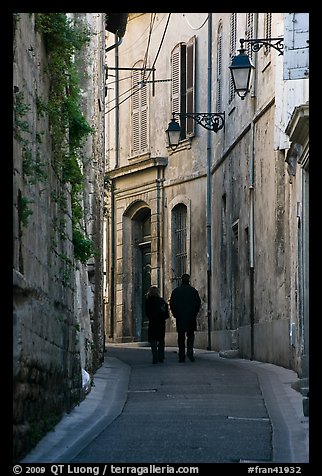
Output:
[13, 13, 310, 471]
[21, 343, 307, 466]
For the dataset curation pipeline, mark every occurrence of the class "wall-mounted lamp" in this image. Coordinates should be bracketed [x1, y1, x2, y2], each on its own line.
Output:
[229, 37, 284, 100]
[165, 111, 225, 150]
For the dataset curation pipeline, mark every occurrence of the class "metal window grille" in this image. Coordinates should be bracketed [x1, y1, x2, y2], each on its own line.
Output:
[173, 204, 187, 286]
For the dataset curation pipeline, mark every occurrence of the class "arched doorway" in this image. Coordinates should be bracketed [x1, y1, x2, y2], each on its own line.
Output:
[139, 214, 151, 341]
[122, 202, 151, 342]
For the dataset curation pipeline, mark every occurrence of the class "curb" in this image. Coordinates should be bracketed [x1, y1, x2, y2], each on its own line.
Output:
[20, 357, 131, 463]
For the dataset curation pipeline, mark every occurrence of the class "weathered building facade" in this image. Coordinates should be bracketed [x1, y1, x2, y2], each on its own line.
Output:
[13, 11, 308, 462]
[13, 13, 106, 461]
[104, 13, 309, 381]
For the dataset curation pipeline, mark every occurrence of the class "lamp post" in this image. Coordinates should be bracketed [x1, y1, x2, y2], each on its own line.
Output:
[165, 116, 182, 150]
[165, 111, 225, 149]
[229, 37, 284, 99]
[229, 42, 255, 100]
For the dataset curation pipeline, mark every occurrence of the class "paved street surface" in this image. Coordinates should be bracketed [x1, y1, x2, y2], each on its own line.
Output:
[21, 344, 309, 466]
[72, 345, 272, 463]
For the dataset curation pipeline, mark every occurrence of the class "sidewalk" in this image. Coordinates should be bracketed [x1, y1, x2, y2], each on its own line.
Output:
[21, 356, 130, 463]
[20, 347, 309, 464]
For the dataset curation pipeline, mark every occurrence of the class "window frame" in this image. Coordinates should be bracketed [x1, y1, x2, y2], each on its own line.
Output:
[171, 36, 196, 142]
[172, 203, 188, 287]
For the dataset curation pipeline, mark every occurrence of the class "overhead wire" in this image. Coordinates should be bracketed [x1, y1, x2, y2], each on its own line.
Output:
[183, 13, 209, 30]
[106, 83, 141, 107]
[143, 13, 156, 78]
[145, 12, 171, 82]
[106, 74, 132, 87]
[105, 15, 155, 104]
[116, 13, 167, 55]
[105, 15, 156, 107]
[105, 12, 172, 115]
[105, 15, 156, 110]
[105, 83, 144, 115]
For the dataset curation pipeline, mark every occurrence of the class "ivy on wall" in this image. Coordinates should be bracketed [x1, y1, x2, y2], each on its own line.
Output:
[34, 13, 97, 264]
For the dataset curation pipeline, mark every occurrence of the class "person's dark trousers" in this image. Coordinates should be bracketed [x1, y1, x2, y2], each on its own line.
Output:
[157, 338, 165, 362]
[186, 330, 195, 360]
[177, 331, 186, 361]
[151, 341, 158, 364]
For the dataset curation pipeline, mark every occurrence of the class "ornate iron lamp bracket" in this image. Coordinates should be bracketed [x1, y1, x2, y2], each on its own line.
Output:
[240, 37, 284, 55]
[172, 112, 225, 133]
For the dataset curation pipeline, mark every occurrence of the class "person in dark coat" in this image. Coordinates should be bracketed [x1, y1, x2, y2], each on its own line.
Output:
[145, 286, 169, 364]
[170, 273, 201, 362]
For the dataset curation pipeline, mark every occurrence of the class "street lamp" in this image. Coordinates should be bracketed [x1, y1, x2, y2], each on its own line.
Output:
[229, 37, 284, 99]
[165, 111, 225, 150]
[165, 116, 182, 150]
[229, 42, 255, 100]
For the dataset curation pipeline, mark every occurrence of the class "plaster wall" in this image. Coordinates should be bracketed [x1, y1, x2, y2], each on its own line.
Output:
[104, 13, 309, 375]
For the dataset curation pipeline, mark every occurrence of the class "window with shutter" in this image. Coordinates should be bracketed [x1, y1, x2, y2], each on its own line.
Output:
[171, 45, 181, 116]
[216, 23, 223, 112]
[132, 68, 140, 154]
[131, 61, 148, 155]
[246, 13, 254, 61]
[171, 44, 185, 139]
[180, 44, 187, 139]
[264, 13, 272, 54]
[229, 14, 237, 103]
[186, 36, 196, 137]
[141, 76, 148, 150]
[171, 37, 196, 143]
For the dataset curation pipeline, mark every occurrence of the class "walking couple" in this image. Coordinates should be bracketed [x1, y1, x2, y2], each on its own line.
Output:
[145, 274, 201, 364]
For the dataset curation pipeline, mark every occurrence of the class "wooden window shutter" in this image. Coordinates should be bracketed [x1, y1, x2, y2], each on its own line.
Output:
[180, 44, 186, 138]
[246, 13, 254, 61]
[132, 68, 140, 154]
[140, 78, 148, 150]
[229, 14, 237, 102]
[131, 63, 148, 155]
[171, 43, 186, 139]
[186, 36, 196, 137]
[216, 23, 223, 112]
[264, 13, 272, 54]
[171, 45, 181, 117]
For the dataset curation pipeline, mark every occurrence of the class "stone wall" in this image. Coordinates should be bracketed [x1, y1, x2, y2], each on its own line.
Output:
[13, 13, 105, 462]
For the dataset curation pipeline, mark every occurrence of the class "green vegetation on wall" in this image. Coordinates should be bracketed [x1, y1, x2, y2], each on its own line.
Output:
[35, 13, 97, 264]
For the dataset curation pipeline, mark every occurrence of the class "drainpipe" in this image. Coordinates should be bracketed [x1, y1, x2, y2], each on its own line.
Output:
[206, 13, 212, 350]
[160, 167, 165, 298]
[101, 14, 107, 352]
[110, 190, 115, 340]
[249, 126, 255, 360]
[105, 36, 123, 53]
[115, 34, 120, 169]
[249, 13, 258, 360]
[156, 165, 161, 289]
[109, 34, 120, 340]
